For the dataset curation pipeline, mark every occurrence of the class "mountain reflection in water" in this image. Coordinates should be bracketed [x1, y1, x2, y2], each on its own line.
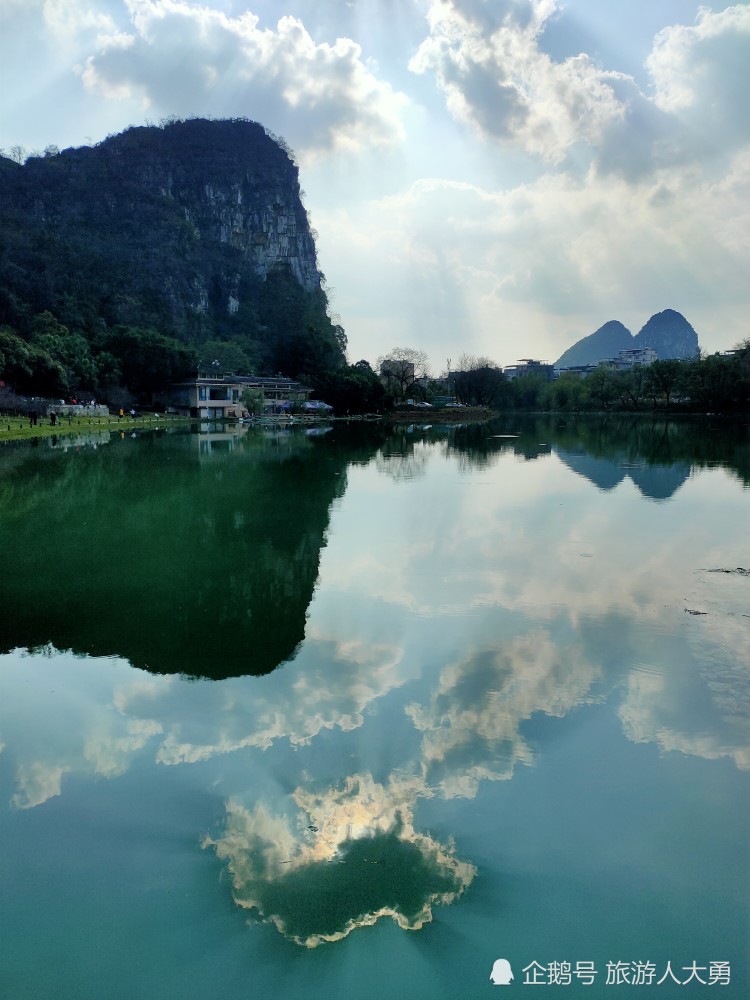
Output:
[0, 415, 748, 1000]
[1, 417, 747, 680]
[0, 425, 386, 677]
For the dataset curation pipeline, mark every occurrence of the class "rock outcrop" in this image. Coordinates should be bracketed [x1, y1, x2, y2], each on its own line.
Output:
[0, 118, 344, 375]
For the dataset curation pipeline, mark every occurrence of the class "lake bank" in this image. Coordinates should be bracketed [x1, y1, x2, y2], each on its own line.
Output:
[384, 406, 494, 423]
[0, 411, 194, 444]
[0, 407, 496, 443]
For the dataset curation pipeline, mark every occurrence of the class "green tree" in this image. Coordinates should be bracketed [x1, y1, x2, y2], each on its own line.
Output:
[451, 354, 504, 406]
[200, 339, 255, 374]
[680, 352, 748, 411]
[547, 372, 588, 411]
[0, 327, 32, 386]
[256, 265, 346, 378]
[644, 359, 682, 409]
[0, 326, 68, 396]
[95, 351, 122, 388]
[510, 373, 549, 409]
[240, 387, 264, 415]
[376, 347, 430, 401]
[452, 361, 508, 407]
[612, 366, 649, 411]
[30, 312, 99, 393]
[722, 339, 750, 410]
[26, 346, 69, 397]
[586, 367, 617, 410]
[309, 361, 387, 414]
[97, 326, 197, 398]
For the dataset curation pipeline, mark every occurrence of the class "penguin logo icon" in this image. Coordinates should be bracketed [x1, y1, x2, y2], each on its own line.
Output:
[490, 958, 514, 985]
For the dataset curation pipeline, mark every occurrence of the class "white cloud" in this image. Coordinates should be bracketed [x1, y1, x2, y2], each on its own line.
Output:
[0, 0, 127, 52]
[0, 651, 166, 809]
[410, 0, 624, 164]
[410, 1, 750, 183]
[39, 0, 129, 45]
[618, 669, 750, 771]
[153, 635, 406, 764]
[77, 0, 407, 157]
[595, 5, 750, 180]
[315, 152, 750, 364]
[619, 560, 750, 771]
[83, 717, 163, 777]
[647, 5, 750, 118]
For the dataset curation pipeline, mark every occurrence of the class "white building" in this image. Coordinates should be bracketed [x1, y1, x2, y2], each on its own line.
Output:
[160, 375, 312, 419]
[605, 348, 658, 370]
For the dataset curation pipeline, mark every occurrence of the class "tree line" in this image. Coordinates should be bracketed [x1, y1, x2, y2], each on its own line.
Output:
[381, 347, 750, 414]
[0, 263, 346, 408]
[508, 350, 750, 413]
[0, 306, 386, 414]
[0, 313, 195, 409]
[2, 311, 749, 417]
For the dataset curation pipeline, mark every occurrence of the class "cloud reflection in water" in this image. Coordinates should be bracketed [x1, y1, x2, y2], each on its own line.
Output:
[1, 420, 748, 951]
[205, 774, 475, 947]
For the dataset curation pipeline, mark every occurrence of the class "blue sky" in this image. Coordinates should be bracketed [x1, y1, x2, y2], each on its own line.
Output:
[2, 0, 749, 369]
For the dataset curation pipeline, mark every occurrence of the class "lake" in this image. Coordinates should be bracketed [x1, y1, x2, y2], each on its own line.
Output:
[0, 415, 748, 999]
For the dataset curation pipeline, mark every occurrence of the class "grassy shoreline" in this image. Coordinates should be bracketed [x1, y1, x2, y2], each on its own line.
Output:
[0, 412, 194, 444]
[0, 406, 497, 444]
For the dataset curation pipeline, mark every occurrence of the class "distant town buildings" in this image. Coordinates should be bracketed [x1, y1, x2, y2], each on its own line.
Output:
[556, 347, 658, 378]
[503, 359, 556, 380]
[602, 347, 658, 370]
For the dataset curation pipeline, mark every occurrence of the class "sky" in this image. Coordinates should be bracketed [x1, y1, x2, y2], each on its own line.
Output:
[1, 0, 749, 370]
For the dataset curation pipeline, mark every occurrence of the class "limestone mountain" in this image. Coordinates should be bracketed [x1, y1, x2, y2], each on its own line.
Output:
[555, 320, 633, 369]
[556, 310, 700, 368]
[0, 118, 345, 389]
[633, 309, 699, 359]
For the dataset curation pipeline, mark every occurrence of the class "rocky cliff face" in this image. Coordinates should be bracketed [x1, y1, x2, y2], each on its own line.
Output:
[0, 119, 343, 374]
[99, 121, 321, 296]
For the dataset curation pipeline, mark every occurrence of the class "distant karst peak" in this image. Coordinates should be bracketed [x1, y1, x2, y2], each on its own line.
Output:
[555, 310, 699, 369]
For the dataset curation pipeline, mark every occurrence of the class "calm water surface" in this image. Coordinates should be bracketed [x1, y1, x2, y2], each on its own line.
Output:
[0, 417, 748, 999]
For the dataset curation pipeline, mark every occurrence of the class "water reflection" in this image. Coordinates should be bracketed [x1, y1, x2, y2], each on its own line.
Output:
[406, 629, 601, 798]
[1, 417, 747, 679]
[206, 774, 475, 947]
[443, 415, 749, 482]
[556, 449, 691, 499]
[0, 426, 383, 678]
[0, 416, 748, 967]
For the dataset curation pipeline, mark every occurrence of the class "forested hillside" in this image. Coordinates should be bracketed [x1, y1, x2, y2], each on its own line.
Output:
[0, 118, 346, 401]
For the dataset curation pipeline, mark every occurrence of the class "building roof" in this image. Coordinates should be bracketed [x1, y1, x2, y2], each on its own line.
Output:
[170, 374, 311, 391]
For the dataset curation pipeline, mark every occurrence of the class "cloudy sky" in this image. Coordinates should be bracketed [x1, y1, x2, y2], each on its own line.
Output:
[2, 0, 749, 368]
